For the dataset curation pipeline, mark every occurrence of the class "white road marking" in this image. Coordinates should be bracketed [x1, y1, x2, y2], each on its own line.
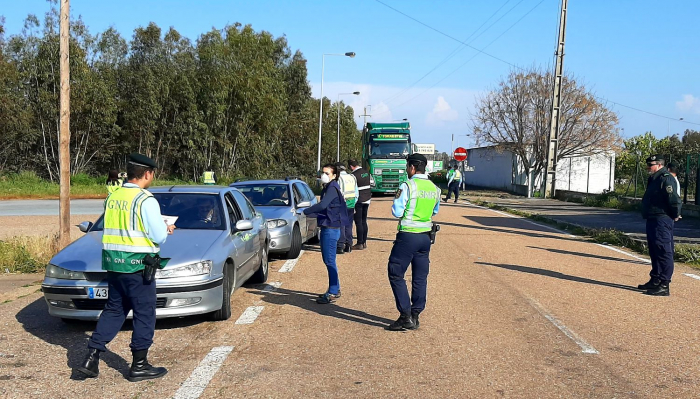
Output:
[279, 250, 304, 273]
[235, 306, 265, 325]
[527, 298, 599, 355]
[262, 281, 282, 292]
[596, 243, 651, 263]
[684, 273, 700, 281]
[173, 346, 234, 399]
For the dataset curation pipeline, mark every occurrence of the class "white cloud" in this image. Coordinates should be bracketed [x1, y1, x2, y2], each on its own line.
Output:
[311, 80, 482, 151]
[676, 94, 700, 115]
[426, 96, 459, 126]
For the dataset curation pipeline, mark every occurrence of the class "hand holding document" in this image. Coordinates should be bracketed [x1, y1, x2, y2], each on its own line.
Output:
[162, 215, 178, 226]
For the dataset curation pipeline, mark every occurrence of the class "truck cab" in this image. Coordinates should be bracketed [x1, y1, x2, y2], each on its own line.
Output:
[362, 122, 412, 194]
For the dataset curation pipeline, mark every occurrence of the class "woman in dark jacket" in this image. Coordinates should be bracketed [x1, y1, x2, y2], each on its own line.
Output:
[304, 163, 345, 304]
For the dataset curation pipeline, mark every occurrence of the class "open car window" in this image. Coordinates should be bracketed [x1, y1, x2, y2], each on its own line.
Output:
[89, 193, 225, 231]
[235, 184, 290, 207]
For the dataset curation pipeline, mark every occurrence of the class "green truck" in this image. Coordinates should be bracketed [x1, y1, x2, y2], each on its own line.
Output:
[361, 122, 412, 194]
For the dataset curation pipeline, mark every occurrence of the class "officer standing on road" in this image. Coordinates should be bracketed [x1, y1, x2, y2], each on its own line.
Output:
[638, 154, 682, 296]
[202, 166, 217, 185]
[336, 162, 359, 254]
[77, 153, 175, 381]
[349, 159, 372, 250]
[444, 164, 462, 203]
[106, 169, 123, 194]
[387, 153, 441, 331]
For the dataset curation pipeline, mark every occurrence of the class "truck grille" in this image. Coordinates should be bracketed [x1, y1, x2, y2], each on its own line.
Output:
[72, 298, 168, 310]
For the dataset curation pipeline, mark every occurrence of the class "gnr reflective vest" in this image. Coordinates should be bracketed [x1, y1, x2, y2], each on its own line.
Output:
[399, 178, 440, 233]
[106, 179, 123, 194]
[448, 169, 461, 182]
[102, 187, 158, 273]
[339, 172, 357, 209]
[203, 171, 215, 184]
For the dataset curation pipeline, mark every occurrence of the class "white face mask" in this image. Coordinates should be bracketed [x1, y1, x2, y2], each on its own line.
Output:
[320, 174, 331, 184]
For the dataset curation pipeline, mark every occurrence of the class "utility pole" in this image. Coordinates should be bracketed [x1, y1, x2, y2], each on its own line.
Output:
[359, 105, 371, 126]
[543, 0, 568, 199]
[58, 0, 71, 249]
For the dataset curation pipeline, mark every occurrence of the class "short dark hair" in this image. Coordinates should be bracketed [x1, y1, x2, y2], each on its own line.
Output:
[667, 162, 679, 174]
[322, 163, 339, 181]
[348, 159, 360, 168]
[408, 161, 426, 174]
[127, 163, 153, 180]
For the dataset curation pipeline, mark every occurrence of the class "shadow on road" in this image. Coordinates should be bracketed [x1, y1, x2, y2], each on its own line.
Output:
[16, 297, 211, 380]
[368, 216, 581, 244]
[475, 261, 641, 292]
[526, 246, 648, 265]
[250, 286, 393, 328]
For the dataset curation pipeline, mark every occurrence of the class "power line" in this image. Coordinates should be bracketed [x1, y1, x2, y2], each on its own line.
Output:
[378, 0, 520, 106]
[374, 0, 700, 127]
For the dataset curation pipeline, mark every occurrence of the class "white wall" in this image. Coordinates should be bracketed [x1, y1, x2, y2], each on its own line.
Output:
[556, 152, 615, 194]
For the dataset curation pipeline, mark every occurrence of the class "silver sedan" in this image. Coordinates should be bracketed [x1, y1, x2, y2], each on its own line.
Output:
[41, 186, 269, 322]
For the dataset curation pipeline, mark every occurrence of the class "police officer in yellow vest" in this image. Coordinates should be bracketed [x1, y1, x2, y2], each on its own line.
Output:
[336, 163, 359, 254]
[203, 167, 217, 185]
[387, 153, 441, 331]
[77, 154, 175, 382]
[444, 164, 462, 203]
[106, 169, 123, 194]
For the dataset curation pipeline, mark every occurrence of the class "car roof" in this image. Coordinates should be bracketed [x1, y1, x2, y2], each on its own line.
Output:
[149, 185, 234, 194]
[230, 179, 306, 186]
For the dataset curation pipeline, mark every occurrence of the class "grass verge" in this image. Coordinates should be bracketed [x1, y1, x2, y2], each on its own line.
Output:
[0, 235, 59, 274]
[472, 199, 700, 267]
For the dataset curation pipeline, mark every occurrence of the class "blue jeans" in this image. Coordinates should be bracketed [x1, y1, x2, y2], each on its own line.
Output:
[320, 227, 341, 294]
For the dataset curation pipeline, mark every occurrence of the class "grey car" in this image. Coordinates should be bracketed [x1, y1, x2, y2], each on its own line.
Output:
[41, 186, 269, 322]
[231, 178, 318, 259]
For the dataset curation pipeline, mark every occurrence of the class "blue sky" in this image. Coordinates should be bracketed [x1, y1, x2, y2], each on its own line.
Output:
[3, 0, 699, 153]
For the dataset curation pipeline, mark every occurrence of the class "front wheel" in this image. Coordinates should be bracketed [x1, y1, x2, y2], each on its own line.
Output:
[210, 261, 236, 321]
[285, 225, 302, 259]
[248, 244, 269, 284]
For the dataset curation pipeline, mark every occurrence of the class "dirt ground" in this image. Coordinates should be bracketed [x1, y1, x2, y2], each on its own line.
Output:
[1, 199, 700, 398]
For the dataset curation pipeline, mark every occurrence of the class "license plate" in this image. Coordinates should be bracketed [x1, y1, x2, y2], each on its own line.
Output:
[88, 287, 108, 299]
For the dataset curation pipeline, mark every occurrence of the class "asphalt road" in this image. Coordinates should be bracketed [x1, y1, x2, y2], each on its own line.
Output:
[0, 199, 104, 216]
[2, 198, 700, 398]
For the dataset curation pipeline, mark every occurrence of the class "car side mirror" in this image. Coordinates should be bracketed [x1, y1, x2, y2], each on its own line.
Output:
[78, 221, 93, 233]
[297, 201, 311, 209]
[234, 220, 253, 232]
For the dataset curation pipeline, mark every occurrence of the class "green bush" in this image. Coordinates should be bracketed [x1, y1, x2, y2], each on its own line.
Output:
[429, 169, 447, 185]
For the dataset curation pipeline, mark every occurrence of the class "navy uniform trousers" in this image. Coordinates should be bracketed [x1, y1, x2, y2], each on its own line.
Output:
[88, 271, 157, 352]
[445, 181, 460, 201]
[646, 215, 675, 283]
[388, 232, 432, 316]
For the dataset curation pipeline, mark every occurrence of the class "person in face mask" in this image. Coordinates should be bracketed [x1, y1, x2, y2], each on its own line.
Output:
[303, 164, 346, 304]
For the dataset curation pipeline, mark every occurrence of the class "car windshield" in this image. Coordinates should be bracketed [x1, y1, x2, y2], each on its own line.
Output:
[370, 140, 411, 158]
[90, 193, 225, 231]
[235, 184, 290, 206]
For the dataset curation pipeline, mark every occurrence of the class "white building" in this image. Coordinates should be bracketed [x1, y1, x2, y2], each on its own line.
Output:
[463, 145, 615, 197]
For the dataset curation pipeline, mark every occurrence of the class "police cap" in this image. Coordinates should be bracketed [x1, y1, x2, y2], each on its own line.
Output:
[128, 153, 158, 169]
[645, 154, 665, 164]
[406, 153, 428, 166]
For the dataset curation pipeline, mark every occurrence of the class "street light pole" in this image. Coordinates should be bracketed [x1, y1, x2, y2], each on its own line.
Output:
[337, 91, 360, 162]
[316, 52, 356, 172]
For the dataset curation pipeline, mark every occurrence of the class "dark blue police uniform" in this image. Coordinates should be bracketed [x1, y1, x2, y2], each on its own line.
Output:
[639, 155, 682, 296]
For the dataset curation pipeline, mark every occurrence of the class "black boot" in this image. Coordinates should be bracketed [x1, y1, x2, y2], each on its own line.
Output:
[127, 350, 168, 382]
[410, 312, 420, 330]
[386, 314, 415, 331]
[638, 278, 660, 290]
[344, 243, 352, 253]
[645, 283, 670, 296]
[75, 348, 101, 378]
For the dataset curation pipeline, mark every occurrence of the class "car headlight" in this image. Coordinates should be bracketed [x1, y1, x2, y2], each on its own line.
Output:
[45, 264, 86, 280]
[374, 169, 382, 175]
[156, 260, 212, 279]
[266, 219, 288, 229]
